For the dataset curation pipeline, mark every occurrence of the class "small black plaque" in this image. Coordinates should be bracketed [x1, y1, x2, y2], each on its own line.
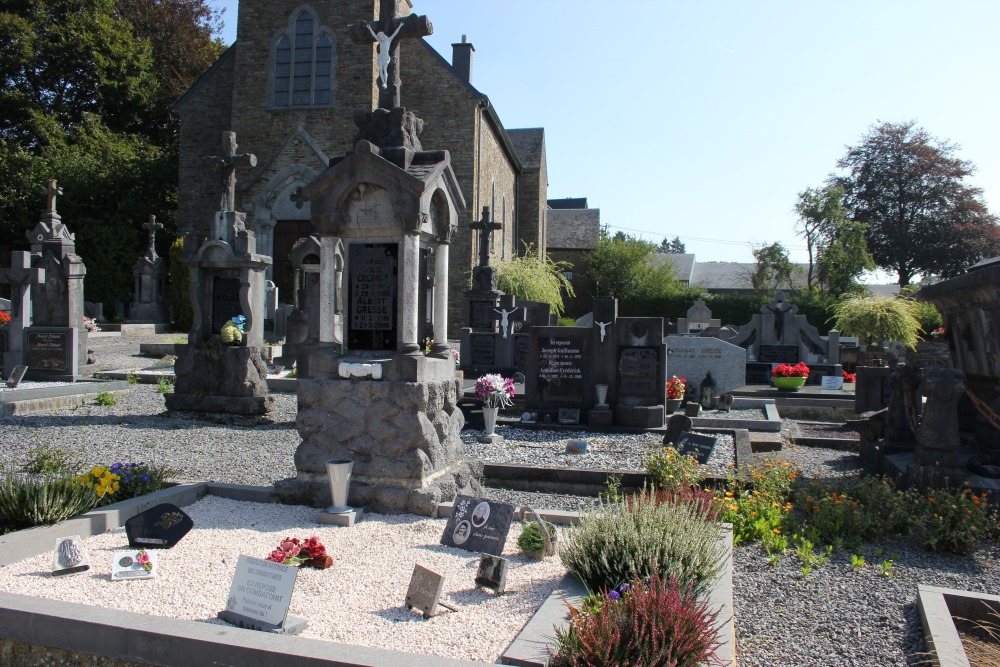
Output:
[124, 503, 194, 549]
[745, 363, 774, 385]
[512, 335, 530, 370]
[6, 364, 28, 389]
[475, 554, 509, 594]
[673, 432, 718, 465]
[470, 334, 497, 368]
[758, 345, 799, 364]
[441, 495, 515, 556]
[26, 331, 68, 372]
[469, 300, 496, 329]
[558, 408, 580, 425]
[211, 276, 243, 334]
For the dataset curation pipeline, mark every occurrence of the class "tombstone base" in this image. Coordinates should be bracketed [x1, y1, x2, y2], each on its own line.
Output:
[165, 343, 272, 415]
[478, 433, 504, 444]
[614, 404, 665, 429]
[278, 374, 482, 516]
[217, 611, 307, 635]
[315, 508, 364, 527]
[588, 408, 613, 427]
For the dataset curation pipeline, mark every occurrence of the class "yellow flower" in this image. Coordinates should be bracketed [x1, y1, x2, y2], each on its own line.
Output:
[729, 504, 738, 511]
[725, 491, 734, 498]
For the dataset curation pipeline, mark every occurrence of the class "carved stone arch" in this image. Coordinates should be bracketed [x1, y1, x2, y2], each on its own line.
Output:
[254, 163, 319, 283]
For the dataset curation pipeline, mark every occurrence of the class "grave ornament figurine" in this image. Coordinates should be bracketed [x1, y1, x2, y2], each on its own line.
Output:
[367, 22, 404, 89]
[596, 321, 610, 343]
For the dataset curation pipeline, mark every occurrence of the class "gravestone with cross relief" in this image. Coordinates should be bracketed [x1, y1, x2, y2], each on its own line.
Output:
[128, 215, 170, 323]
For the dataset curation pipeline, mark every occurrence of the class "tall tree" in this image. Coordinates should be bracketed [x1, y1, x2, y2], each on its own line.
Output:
[658, 236, 687, 254]
[795, 186, 843, 291]
[816, 219, 874, 296]
[586, 234, 678, 307]
[830, 121, 1000, 286]
[749, 242, 796, 295]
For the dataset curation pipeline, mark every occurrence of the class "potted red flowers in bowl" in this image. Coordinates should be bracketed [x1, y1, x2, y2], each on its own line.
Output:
[842, 370, 857, 392]
[772, 361, 810, 391]
[665, 375, 686, 413]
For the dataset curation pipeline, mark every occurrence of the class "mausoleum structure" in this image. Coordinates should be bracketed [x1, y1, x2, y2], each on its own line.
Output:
[277, 1, 480, 515]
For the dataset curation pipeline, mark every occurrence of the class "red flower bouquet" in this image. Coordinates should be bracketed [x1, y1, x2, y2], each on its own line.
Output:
[842, 370, 857, 383]
[266, 535, 332, 569]
[0, 311, 10, 327]
[666, 375, 686, 400]
[772, 362, 810, 378]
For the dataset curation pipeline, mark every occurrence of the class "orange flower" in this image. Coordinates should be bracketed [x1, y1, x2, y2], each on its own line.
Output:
[772, 528, 781, 535]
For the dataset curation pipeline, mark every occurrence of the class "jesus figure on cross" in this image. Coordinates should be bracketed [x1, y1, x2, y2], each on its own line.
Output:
[367, 22, 404, 89]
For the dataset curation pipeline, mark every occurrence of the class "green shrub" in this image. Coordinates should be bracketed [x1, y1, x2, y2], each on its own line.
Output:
[23, 444, 81, 476]
[126, 373, 138, 385]
[518, 521, 557, 558]
[95, 391, 118, 406]
[833, 294, 923, 348]
[0, 473, 98, 529]
[644, 446, 701, 493]
[156, 377, 174, 394]
[557, 317, 576, 327]
[560, 492, 725, 596]
[495, 243, 574, 317]
[551, 571, 721, 667]
[917, 487, 998, 554]
[715, 461, 798, 546]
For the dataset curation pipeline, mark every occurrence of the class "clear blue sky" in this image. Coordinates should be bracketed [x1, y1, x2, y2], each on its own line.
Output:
[208, 1, 1000, 276]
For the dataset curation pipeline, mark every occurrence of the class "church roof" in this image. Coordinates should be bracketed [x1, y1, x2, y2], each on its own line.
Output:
[507, 128, 545, 170]
[172, 45, 235, 111]
[547, 208, 600, 250]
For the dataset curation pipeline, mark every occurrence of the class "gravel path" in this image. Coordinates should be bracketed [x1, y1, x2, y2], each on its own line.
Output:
[2, 339, 993, 666]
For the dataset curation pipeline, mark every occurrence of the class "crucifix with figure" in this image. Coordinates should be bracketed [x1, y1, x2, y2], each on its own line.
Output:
[44, 180, 63, 219]
[143, 214, 163, 259]
[201, 132, 257, 217]
[470, 206, 502, 268]
[349, 0, 433, 109]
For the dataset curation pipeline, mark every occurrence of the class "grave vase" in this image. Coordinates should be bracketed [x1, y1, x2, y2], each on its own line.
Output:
[595, 384, 608, 406]
[325, 459, 353, 513]
[666, 398, 682, 414]
[774, 376, 807, 391]
[482, 406, 499, 437]
[842, 382, 856, 393]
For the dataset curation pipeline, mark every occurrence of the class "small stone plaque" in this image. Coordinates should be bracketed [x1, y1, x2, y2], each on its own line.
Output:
[111, 549, 158, 581]
[565, 439, 589, 454]
[520, 411, 537, 424]
[470, 333, 497, 368]
[475, 554, 509, 594]
[6, 364, 27, 389]
[26, 330, 69, 372]
[221, 555, 298, 630]
[51, 535, 90, 577]
[558, 408, 580, 425]
[441, 495, 515, 556]
[662, 413, 693, 446]
[821, 375, 843, 390]
[125, 503, 193, 549]
[405, 564, 445, 617]
[673, 432, 718, 465]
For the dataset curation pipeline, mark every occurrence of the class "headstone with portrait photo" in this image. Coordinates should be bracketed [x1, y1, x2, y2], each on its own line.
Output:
[440, 495, 515, 556]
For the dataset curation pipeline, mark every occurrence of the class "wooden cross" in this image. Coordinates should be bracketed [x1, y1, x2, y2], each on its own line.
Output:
[349, 0, 433, 109]
[201, 132, 257, 213]
[469, 206, 502, 268]
[0, 251, 44, 319]
[45, 179, 63, 217]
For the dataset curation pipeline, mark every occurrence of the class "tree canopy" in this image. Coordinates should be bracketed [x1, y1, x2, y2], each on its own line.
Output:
[794, 185, 873, 295]
[494, 244, 574, 317]
[830, 121, 1000, 286]
[585, 234, 680, 311]
[749, 242, 797, 296]
[658, 236, 686, 254]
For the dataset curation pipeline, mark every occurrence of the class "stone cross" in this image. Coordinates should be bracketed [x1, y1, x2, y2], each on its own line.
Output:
[0, 251, 44, 319]
[349, 0, 433, 110]
[469, 206, 502, 268]
[45, 180, 63, 218]
[201, 132, 257, 214]
[143, 215, 163, 257]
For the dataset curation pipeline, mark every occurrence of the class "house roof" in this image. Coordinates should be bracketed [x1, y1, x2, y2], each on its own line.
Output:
[507, 128, 544, 170]
[654, 253, 695, 283]
[688, 262, 809, 291]
[548, 198, 588, 210]
[547, 208, 600, 250]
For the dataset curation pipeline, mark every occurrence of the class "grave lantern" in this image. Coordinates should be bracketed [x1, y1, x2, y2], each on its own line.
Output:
[699, 372, 717, 410]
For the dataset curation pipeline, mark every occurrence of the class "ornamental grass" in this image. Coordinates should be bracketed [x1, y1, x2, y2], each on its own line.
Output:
[560, 491, 725, 598]
[0, 472, 98, 530]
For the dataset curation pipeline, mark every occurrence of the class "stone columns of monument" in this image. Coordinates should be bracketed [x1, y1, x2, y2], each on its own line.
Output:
[400, 231, 421, 354]
[319, 235, 339, 345]
[431, 241, 450, 358]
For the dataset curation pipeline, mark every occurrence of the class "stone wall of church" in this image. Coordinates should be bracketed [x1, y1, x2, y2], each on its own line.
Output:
[176, 51, 235, 236]
[517, 156, 547, 258]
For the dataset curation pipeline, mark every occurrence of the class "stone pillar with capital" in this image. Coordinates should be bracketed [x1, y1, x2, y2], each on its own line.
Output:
[400, 231, 421, 354]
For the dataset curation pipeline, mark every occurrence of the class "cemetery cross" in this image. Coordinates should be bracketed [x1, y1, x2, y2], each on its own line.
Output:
[469, 205, 502, 268]
[350, 0, 433, 110]
[45, 179, 63, 218]
[0, 252, 44, 319]
[143, 215, 163, 259]
[201, 132, 257, 215]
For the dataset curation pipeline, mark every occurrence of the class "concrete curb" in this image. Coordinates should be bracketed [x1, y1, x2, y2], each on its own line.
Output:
[0, 379, 132, 416]
[692, 399, 782, 432]
[917, 585, 1000, 667]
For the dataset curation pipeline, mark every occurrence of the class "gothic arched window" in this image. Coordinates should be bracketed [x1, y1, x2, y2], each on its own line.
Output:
[270, 8, 335, 107]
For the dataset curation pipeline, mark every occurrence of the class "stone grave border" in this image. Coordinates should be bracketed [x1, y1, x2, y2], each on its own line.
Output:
[0, 482, 735, 667]
[95, 369, 296, 394]
[917, 585, 1000, 667]
[0, 378, 130, 417]
[690, 398, 782, 432]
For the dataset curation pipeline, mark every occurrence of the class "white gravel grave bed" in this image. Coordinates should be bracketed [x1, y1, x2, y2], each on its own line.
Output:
[0, 381, 76, 393]
[0, 496, 568, 664]
[464, 426, 736, 477]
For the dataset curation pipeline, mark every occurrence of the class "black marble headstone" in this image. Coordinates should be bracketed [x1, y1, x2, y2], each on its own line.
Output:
[26, 331, 68, 372]
[469, 300, 495, 329]
[475, 554, 509, 594]
[745, 363, 774, 385]
[673, 432, 718, 464]
[758, 345, 799, 364]
[441, 495, 515, 556]
[469, 333, 497, 368]
[125, 503, 194, 549]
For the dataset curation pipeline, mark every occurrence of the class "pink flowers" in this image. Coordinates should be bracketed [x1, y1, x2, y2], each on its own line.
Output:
[266, 535, 332, 569]
[772, 362, 810, 378]
[136, 550, 152, 571]
[475, 374, 515, 408]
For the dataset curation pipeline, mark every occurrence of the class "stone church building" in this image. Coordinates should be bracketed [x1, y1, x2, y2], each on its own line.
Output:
[175, 0, 566, 334]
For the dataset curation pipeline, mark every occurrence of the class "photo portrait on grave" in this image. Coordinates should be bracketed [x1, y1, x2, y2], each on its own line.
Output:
[453, 520, 472, 545]
[471, 502, 491, 527]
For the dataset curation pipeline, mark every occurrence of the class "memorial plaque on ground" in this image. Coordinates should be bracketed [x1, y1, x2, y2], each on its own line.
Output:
[617, 347, 660, 399]
[673, 432, 718, 464]
[111, 549, 158, 581]
[666, 336, 746, 394]
[469, 300, 495, 329]
[758, 345, 799, 364]
[405, 564, 446, 617]
[51, 535, 90, 577]
[6, 365, 27, 389]
[469, 333, 496, 368]
[441, 495, 515, 556]
[475, 554, 509, 594]
[821, 375, 844, 390]
[25, 330, 69, 372]
[347, 243, 398, 350]
[536, 332, 588, 405]
[125, 503, 193, 549]
[221, 555, 298, 630]
[211, 276, 242, 334]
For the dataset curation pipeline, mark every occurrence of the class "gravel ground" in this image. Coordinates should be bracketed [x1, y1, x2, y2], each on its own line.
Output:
[2, 337, 994, 666]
